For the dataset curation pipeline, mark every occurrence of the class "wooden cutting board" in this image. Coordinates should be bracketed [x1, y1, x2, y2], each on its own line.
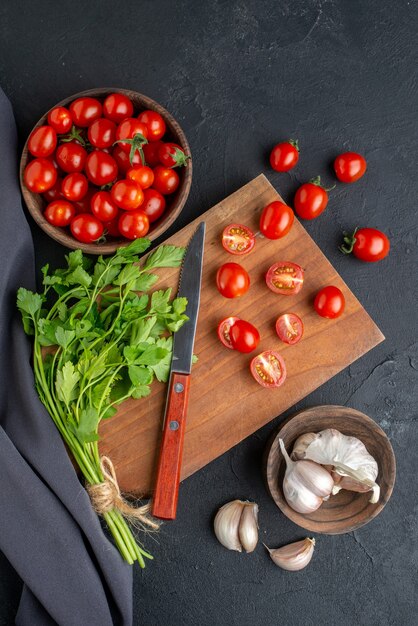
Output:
[99, 174, 384, 496]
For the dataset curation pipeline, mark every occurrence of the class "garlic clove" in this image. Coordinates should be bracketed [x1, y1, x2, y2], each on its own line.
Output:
[214, 500, 244, 552]
[238, 502, 259, 553]
[264, 538, 315, 571]
[283, 474, 323, 513]
[291, 432, 317, 460]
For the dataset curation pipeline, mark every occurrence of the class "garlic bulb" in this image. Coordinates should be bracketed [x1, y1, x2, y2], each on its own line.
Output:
[294, 429, 380, 504]
[291, 432, 317, 460]
[280, 439, 334, 514]
[214, 500, 259, 553]
[265, 538, 315, 571]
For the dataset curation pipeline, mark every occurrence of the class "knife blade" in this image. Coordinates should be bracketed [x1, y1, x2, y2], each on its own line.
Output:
[152, 222, 206, 519]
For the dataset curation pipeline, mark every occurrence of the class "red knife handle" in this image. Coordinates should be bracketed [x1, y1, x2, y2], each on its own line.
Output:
[152, 372, 190, 520]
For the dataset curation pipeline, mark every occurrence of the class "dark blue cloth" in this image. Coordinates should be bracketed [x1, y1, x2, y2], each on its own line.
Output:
[0, 88, 132, 625]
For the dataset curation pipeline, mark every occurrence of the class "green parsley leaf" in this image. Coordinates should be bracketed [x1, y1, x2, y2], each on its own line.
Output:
[128, 365, 153, 387]
[56, 361, 80, 406]
[17, 288, 43, 317]
[131, 385, 151, 399]
[71, 407, 99, 443]
[144, 245, 185, 269]
[133, 273, 159, 292]
[151, 288, 172, 313]
[55, 327, 76, 349]
[116, 238, 151, 257]
[135, 346, 168, 366]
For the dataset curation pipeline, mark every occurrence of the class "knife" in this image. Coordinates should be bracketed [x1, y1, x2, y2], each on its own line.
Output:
[152, 222, 206, 520]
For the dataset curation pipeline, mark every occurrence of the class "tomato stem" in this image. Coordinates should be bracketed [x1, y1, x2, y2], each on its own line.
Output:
[60, 125, 86, 147]
[288, 138, 299, 151]
[171, 148, 191, 168]
[309, 175, 336, 192]
[114, 133, 148, 166]
[339, 227, 359, 254]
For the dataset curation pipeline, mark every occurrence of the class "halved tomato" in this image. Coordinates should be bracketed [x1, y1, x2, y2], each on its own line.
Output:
[217, 316, 240, 349]
[222, 224, 255, 255]
[266, 262, 304, 295]
[275, 313, 304, 345]
[250, 351, 286, 388]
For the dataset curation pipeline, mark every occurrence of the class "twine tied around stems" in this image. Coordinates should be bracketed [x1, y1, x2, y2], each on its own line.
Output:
[87, 456, 159, 531]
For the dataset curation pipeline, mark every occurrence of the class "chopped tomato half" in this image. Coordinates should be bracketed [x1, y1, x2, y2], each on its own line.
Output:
[217, 316, 240, 349]
[275, 313, 304, 345]
[222, 224, 255, 256]
[250, 351, 286, 388]
[266, 262, 304, 295]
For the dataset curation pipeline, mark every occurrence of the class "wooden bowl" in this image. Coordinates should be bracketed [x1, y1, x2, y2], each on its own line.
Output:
[19, 88, 192, 254]
[265, 405, 396, 534]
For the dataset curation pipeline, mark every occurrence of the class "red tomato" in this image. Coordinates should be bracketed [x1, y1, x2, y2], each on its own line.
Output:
[334, 152, 367, 183]
[222, 224, 255, 255]
[118, 210, 149, 239]
[152, 165, 179, 195]
[260, 201, 294, 239]
[250, 351, 287, 388]
[275, 313, 304, 345]
[73, 188, 95, 214]
[42, 177, 64, 203]
[91, 191, 119, 221]
[270, 140, 299, 172]
[112, 145, 143, 173]
[217, 316, 240, 349]
[102, 214, 122, 237]
[141, 188, 166, 222]
[47, 107, 73, 134]
[56, 142, 87, 173]
[294, 177, 329, 220]
[61, 172, 88, 201]
[28, 126, 57, 158]
[103, 93, 134, 123]
[44, 199, 75, 227]
[71, 214, 104, 243]
[137, 110, 166, 142]
[143, 141, 163, 167]
[230, 320, 260, 353]
[69, 97, 102, 127]
[115, 118, 148, 153]
[340, 227, 390, 262]
[266, 262, 304, 295]
[314, 286, 345, 319]
[127, 165, 154, 189]
[158, 142, 189, 168]
[87, 118, 116, 149]
[85, 151, 118, 186]
[111, 179, 144, 210]
[216, 263, 250, 298]
[24, 158, 57, 193]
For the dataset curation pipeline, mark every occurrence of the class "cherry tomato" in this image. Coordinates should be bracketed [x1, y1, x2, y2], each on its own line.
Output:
[334, 152, 367, 183]
[87, 118, 116, 149]
[137, 110, 166, 142]
[275, 313, 304, 345]
[260, 201, 294, 239]
[42, 177, 64, 203]
[28, 125, 57, 158]
[230, 320, 260, 353]
[112, 145, 143, 173]
[73, 188, 95, 214]
[102, 214, 122, 237]
[314, 286, 345, 319]
[294, 177, 329, 220]
[216, 263, 250, 298]
[71, 214, 104, 243]
[127, 165, 154, 189]
[221, 224, 255, 255]
[103, 93, 134, 123]
[61, 172, 88, 201]
[141, 188, 166, 222]
[250, 351, 287, 388]
[69, 97, 102, 127]
[340, 227, 390, 262]
[91, 191, 119, 221]
[24, 158, 57, 193]
[158, 142, 189, 168]
[115, 118, 149, 153]
[55, 142, 87, 173]
[44, 200, 75, 227]
[85, 151, 118, 186]
[217, 316, 240, 349]
[266, 262, 304, 295]
[111, 179, 144, 210]
[47, 107, 73, 134]
[152, 165, 180, 195]
[270, 140, 299, 172]
[143, 141, 163, 167]
[118, 210, 150, 239]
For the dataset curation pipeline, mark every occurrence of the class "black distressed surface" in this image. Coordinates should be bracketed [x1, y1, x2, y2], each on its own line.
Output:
[1, 0, 417, 624]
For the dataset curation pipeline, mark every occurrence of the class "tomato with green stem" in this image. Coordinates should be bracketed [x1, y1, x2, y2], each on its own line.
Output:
[230, 320, 260, 353]
[250, 351, 287, 388]
[24, 158, 57, 193]
[115, 119, 148, 165]
[71, 213, 104, 243]
[294, 176, 334, 220]
[28, 125, 57, 158]
[47, 106, 73, 134]
[270, 139, 299, 172]
[314, 286, 345, 319]
[217, 316, 240, 349]
[112, 145, 143, 173]
[137, 110, 166, 142]
[222, 224, 255, 255]
[216, 263, 250, 298]
[69, 97, 102, 127]
[103, 93, 134, 123]
[260, 201, 294, 239]
[118, 210, 149, 239]
[266, 262, 304, 295]
[158, 143, 190, 168]
[340, 227, 390, 262]
[334, 152, 367, 183]
[276, 313, 304, 345]
[44, 200, 75, 227]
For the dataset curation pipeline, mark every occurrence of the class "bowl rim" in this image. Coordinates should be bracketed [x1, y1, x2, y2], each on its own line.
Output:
[264, 404, 396, 534]
[19, 87, 192, 255]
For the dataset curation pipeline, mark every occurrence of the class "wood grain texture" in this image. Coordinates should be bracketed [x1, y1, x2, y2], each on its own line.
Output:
[19, 87, 192, 255]
[98, 174, 385, 497]
[264, 405, 396, 534]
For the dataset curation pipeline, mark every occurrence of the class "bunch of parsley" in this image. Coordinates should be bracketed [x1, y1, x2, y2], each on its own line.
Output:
[17, 238, 187, 566]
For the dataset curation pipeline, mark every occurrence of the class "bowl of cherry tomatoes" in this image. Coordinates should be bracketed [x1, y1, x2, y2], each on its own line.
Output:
[20, 88, 192, 254]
